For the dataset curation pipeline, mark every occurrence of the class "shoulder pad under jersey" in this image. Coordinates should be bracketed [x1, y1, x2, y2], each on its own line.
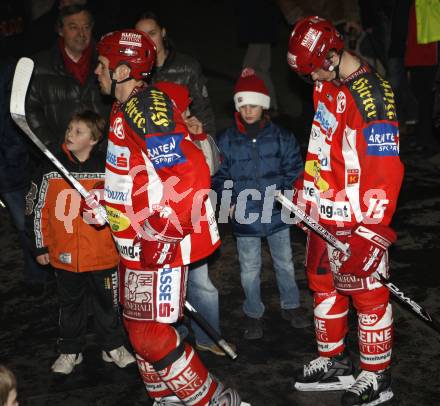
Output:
[346, 71, 397, 123]
[123, 87, 176, 136]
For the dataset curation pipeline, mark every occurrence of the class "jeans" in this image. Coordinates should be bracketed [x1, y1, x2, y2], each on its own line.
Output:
[1, 187, 47, 284]
[236, 227, 300, 319]
[186, 261, 220, 346]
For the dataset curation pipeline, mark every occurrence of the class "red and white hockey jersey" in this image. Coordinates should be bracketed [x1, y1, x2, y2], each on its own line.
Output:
[105, 85, 220, 269]
[300, 64, 404, 227]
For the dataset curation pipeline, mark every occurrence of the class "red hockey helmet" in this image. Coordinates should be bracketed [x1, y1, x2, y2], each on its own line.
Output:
[97, 29, 156, 80]
[287, 16, 344, 75]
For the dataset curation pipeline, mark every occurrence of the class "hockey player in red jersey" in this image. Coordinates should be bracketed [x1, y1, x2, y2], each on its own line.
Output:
[286, 17, 404, 406]
[94, 29, 248, 406]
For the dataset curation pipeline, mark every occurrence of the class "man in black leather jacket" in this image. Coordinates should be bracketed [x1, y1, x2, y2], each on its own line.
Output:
[25, 4, 110, 150]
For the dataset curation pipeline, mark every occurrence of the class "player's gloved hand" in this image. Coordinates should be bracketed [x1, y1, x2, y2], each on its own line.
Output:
[137, 237, 180, 267]
[339, 224, 397, 277]
[136, 205, 183, 267]
[295, 221, 310, 234]
[285, 174, 309, 234]
[80, 184, 107, 226]
[291, 172, 304, 206]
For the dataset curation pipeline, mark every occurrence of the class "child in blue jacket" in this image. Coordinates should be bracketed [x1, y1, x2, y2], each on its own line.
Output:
[213, 68, 311, 339]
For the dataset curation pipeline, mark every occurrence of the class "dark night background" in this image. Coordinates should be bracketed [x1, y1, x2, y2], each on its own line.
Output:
[1, 1, 440, 405]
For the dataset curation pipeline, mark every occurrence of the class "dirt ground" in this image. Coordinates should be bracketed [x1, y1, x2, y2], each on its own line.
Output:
[1, 1, 440, 405]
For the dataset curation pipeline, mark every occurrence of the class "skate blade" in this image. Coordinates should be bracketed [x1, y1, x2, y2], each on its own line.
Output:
[294, 375, 356, 391]
[355, 389, 394, 406]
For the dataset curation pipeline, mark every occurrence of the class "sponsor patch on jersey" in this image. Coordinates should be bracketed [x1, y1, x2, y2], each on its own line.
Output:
[319, 198, 351, 222]
[350, 76, 377, 121]
[309, 125, 323, 155]
[302, 180, 318, 201]
[349, 72, 397, 123]
[347, 169, 359, 186]
[104, 174, 133, 205]
[363, 123, 399, 156]
[314, 101, 338, 140]
[106, 141, 130, 171]
[114, 237, 140, 262]
[125, 89, 176, 135]
[377, 74, 397, 121]
[106, 206, 131, 232]
[146, 133, 186, 169]
[305, 160, 329, 192]
[318, 141, 331, 170]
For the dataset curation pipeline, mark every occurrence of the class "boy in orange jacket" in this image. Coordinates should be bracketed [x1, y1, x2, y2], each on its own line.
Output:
[26, 110, 135, 375]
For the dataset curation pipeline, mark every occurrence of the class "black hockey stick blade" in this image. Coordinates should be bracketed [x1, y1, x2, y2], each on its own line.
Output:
[185, 302, 238, 359]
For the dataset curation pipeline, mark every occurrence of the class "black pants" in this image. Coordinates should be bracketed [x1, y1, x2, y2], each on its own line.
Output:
[55, 267, 125, 354]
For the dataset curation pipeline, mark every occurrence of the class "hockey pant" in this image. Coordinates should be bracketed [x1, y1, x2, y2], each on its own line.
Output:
[306, 231, 393, 371]
[119, 263, 219, 404]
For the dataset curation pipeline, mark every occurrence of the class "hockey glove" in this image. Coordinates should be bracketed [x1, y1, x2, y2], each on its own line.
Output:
[136, 206, 183, 268]
[80, 183, 107, 226]
[137, 237, 180, 267]
[339, 224, 397, 278]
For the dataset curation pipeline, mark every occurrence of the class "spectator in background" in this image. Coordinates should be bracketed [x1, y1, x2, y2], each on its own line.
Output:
[0, 364, 18, 406]
[213, 68, 310, 340]
[0, 56, 48, 296]
[403, 0, 439, 147]
[154, 80, 231, 356]
[134, 11, 216, 137]
[135, 13, 227, 356]
[25, 110, 135, 375]
[25, 4, 111, 151]
[276, 0, 362, 32]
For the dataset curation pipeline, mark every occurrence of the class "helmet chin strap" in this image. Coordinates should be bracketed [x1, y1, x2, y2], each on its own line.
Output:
[328, 50, 343, 81]
[110, 70, 132, 98]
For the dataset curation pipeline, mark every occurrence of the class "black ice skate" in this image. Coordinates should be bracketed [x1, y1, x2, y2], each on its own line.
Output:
[293, 352, 356, 391]
[341, 369, 393, 406]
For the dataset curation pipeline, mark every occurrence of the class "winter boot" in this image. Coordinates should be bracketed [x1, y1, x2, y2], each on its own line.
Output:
[341, 369, 393, 406]
[293, 352, 355, 391]
[243, 316, 263, 340]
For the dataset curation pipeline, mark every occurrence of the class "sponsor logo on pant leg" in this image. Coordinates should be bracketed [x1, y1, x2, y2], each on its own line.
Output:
[123, 269, 154, 320]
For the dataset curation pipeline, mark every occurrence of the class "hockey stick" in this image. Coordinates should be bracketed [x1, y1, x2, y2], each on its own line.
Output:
[10, 57, 238, 360]
[10, 58, 108, 221]
[276, 192, 440, 334]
